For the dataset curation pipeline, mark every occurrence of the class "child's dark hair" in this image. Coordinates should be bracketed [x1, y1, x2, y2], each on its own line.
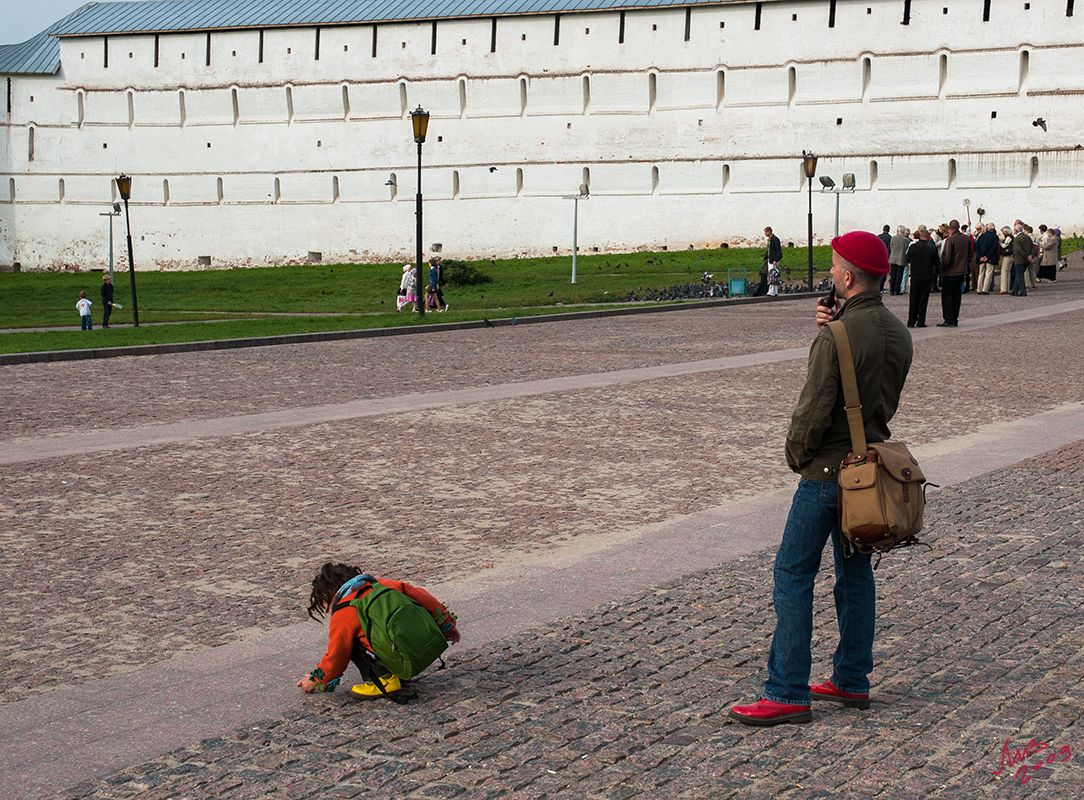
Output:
[307, 562, 364, 621]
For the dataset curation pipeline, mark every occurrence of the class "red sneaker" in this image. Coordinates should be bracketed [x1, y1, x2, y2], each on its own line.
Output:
[810, 680, 871, 709]
[728, 698, 812, 726]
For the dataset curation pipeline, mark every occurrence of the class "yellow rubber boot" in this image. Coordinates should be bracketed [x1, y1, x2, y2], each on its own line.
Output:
[351, 673, 402, 697]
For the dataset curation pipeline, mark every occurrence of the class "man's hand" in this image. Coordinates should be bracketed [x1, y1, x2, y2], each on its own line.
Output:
[816, 297, 840, 329]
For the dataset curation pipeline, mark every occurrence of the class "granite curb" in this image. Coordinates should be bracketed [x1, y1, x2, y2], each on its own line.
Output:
[0, 293, 804, 366]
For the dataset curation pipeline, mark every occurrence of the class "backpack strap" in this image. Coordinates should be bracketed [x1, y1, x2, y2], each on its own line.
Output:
[827, 320, 868, 457]
[329, 574, 378, 614]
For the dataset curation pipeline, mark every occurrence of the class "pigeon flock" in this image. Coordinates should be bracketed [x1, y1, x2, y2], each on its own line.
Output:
[620, 275, 827, 303]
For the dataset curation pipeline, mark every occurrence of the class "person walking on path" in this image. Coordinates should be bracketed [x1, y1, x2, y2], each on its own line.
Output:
[906, 226, 939, 327]
[398, 265, 418, 312]
[100, 274, 115, 328]
[76, 291, 93, 330]
[428, 257, 448, 312]
[759, 227, 782, 297]
[728, 230, 912, 726]
[939, 219, 972, 326]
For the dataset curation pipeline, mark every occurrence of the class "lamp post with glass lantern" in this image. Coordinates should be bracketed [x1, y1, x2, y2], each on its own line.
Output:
[116, 174, 139, 326]
[802, 151, 818, 292]
[410, 106, 430, 317]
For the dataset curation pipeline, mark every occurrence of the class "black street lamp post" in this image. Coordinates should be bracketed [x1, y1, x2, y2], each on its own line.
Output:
[410, 106, 430, 317]
[116, 174, 139, 326]
[802, 151, 818, 292]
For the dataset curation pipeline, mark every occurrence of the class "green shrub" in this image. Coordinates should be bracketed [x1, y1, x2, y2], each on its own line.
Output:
[441, 259, 493, 287]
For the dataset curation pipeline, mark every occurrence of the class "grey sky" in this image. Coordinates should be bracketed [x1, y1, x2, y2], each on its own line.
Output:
[3, 0, 91, 45]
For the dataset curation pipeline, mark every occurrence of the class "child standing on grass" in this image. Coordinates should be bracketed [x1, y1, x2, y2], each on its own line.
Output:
[76, 292, 93, 330]
[297, 562, 460, 698]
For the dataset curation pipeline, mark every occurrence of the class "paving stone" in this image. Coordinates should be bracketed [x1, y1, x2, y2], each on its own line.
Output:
[5, 277, 1084, 800]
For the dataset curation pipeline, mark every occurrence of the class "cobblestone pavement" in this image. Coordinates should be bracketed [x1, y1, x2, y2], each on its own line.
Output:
[2, 267, 1083, 798]
[3, 277, 1084, 707]
[43, 442, 1084, 800]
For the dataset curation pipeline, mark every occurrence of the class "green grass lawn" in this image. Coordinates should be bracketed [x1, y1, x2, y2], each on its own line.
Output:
[0, 244, 828, 354]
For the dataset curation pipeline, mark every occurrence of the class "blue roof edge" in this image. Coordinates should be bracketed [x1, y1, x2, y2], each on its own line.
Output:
[44, 0, 744, 38]
[0, 31, 61, 76]
[0, 4, 100, 75]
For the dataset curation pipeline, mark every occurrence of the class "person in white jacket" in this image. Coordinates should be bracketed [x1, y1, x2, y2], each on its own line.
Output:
[76, 291, 93, 330]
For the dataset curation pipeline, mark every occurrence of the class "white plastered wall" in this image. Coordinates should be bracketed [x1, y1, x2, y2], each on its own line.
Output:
[2, 0, 1083, 270]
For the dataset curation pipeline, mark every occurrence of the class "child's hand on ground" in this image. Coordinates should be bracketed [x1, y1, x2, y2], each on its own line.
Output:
[296, 677, 317, 693]
[446, 629, 461, 645]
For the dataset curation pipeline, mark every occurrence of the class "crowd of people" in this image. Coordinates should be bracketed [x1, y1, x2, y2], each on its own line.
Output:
[876, 218, 1065, 328]
[762, 220, 1067, 328]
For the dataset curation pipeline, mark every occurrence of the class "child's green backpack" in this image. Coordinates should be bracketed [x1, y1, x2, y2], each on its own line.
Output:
[336, 578, 448, 683]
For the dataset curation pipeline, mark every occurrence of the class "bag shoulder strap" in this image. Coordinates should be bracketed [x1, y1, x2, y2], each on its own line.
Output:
[827, 320, 868, 456]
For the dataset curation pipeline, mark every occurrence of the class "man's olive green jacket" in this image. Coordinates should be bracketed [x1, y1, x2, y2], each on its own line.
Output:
[785, 291, 913, 481]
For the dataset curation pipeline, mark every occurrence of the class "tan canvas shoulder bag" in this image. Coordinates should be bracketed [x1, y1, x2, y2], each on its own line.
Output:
[828, 321, 930, 559]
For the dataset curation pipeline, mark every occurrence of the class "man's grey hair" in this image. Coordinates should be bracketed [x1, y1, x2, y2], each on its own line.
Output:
[896, 225, 907, 234]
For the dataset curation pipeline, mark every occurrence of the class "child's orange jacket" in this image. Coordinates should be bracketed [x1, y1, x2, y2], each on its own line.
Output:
[309, 577, 456, 692]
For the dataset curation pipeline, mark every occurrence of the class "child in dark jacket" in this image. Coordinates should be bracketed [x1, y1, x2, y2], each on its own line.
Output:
[297, 562, 459, 697]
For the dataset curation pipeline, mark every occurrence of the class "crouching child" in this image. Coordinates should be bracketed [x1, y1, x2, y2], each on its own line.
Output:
[298, 562, 460, 702]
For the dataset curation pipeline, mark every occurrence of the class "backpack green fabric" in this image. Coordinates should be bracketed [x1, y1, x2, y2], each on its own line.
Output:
[346, 581, 448, 681]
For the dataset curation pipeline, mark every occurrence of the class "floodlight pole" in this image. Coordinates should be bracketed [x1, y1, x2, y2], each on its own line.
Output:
[567, 184, 589, 284]
[819, 177, 855, 238]
[99, 203, 121, 281]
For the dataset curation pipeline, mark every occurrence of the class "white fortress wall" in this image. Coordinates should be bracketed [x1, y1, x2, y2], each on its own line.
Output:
[2, 0, 1083, 270]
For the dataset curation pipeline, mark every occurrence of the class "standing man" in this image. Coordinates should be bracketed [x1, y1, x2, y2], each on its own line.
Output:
[888, 226, 910, 295]
[1023, 225, 1039, 291]
[1011, 220, 1032, 297]
[962, 225, 980, 292]
[728, 231, 912, 726]
[906, 226, 939, 327]
[877, 225, 893, 293]
[100, 273, 115, 328]
[939, 219, 971, 327]
[975, 223, 1000, 294]
[760, 227, 782, 296]
[998, 226, 1014, 294]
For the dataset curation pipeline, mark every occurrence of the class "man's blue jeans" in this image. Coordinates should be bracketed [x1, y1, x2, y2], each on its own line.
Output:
[763, 479, 875, 706]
